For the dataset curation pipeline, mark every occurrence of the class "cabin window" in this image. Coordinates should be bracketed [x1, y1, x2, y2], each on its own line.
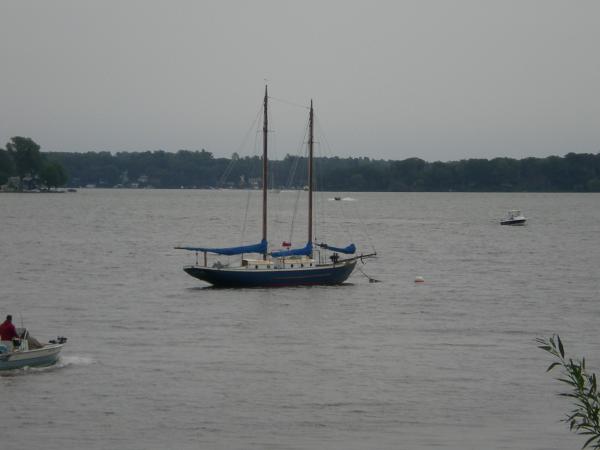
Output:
[290, 264, 294, 268]
[255, 265, 259, 269]
[301, 264, 304, 267]
[268, 266, 271, 269]
[310, 263, 313, 267]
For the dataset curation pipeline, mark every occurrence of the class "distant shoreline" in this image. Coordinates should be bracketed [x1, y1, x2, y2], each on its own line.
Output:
[41, 150, 600, 193]
[3, 187, 599, 194]
[0, 189, 74, 194]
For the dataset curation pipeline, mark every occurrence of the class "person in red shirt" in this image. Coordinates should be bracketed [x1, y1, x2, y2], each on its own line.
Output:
[0, 315, 19, 350]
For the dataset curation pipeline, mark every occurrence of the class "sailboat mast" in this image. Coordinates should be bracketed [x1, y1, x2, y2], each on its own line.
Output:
[308, 100, 314, 249]
[262, 85, 268, 260]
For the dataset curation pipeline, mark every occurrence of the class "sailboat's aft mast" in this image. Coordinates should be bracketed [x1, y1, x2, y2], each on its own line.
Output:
[308, 100, 314, 253]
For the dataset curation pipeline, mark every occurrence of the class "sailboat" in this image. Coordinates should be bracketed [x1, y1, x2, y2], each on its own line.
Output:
[176, 86, 375, 287]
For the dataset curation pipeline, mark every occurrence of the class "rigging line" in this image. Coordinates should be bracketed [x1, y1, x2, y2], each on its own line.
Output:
[218, 161, 233, 188]
[266, 101, 287, 247]
[338, 196, 356, 243]
[312, 118, 332, 245]
[288, 188, 302, 244]
[357, 265, 380, 283]
[314, 116, 336, 163]
[285, 133, 305, 188]
[286, 154, 300, 189]
[314, 142, 326, 243]
[236, 106, 263, 249]
[240, 189, 253, 246]
[314, 115, 376, 251]
[285, 116, 310, 188]
[287, 122, 309, 242]
[269, 95, 310, 110]
[218, 104, 263, 187]
[309, 110, 327, 245]
[268, 105, 280, 236]
[354, 199, 377, 253]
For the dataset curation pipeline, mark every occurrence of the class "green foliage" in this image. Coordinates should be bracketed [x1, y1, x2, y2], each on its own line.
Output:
[40, 161, 68, 189]
[6, 136, 43, 181]
[586, 178, 600, 192]
[34, 149, 600, 191]
[0, 148, 15, 185]
[2, 137, 68, 190]
[537, 335, 600, 449]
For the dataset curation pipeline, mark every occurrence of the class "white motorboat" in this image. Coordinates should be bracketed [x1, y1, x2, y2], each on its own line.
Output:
[500, 209, 527, 226]
[0, 328, 67, 371]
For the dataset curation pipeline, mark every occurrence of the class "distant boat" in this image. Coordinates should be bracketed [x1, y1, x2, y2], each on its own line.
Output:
[0, 328, 67, 371]
[176, 86, 376, 287]
[334, 196, 341, 201]
[500, 209, 527, 226]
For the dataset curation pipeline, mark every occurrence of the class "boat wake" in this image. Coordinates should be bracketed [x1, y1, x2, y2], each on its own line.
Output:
[57, 355, 95, 368]
[0, 355, 95, 377]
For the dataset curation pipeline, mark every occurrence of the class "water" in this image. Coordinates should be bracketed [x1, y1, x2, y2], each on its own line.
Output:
[1, 189, 599, 449]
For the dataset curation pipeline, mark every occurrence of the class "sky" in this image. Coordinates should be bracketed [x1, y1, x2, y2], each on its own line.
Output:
[1, 0, 599, 162]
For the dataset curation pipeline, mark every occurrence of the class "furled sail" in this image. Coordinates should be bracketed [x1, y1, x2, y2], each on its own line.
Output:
[317, 243, 356, 254]
[271, 241, 313, 258]
[176, 239, 267, 255]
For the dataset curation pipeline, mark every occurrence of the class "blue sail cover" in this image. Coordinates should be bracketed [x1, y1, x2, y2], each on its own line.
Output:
[176, 239, 267, 255]
[271, 241, 313, 258]
[317, 243, 356, 254]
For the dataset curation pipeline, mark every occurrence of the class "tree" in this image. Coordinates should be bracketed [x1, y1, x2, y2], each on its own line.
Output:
[538, 335, 600, 449]
[0, 148, 15, 185]
[40, 161, 68, 189]
[389, 158, 425, 191]
[5, 137, 43, 188]
[586, 178, 600, 192]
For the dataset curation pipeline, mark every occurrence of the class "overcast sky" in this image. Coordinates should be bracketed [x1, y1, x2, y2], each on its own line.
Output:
[1, 1, 599, 161]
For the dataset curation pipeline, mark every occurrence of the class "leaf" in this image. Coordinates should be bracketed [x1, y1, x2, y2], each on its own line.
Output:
[557, 335, 565, 358]
[582, 433, 600, 449]
[559, 377, 577, 387]
[547, 362, 562, 372]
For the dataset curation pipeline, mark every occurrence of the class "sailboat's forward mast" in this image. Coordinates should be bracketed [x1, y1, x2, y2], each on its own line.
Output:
[262, 85, 268, 260]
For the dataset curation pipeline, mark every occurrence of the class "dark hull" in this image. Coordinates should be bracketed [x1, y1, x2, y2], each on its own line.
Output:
[500, 219, 526, 225]
[184, 260, 357, 287]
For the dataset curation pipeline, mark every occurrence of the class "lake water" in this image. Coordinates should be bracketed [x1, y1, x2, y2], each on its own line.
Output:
[1, 189, 599, 449]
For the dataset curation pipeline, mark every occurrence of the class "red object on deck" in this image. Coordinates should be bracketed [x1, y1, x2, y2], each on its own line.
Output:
[282, 241, 292, 248]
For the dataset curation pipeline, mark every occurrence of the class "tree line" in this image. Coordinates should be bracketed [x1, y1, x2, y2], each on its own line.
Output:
[2, 136, 600, 191]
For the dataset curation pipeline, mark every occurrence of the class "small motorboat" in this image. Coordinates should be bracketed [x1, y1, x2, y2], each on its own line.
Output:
[500, 209, 527, 226]
[0, 328, 67, 371]
[334, 196, 341, 201]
